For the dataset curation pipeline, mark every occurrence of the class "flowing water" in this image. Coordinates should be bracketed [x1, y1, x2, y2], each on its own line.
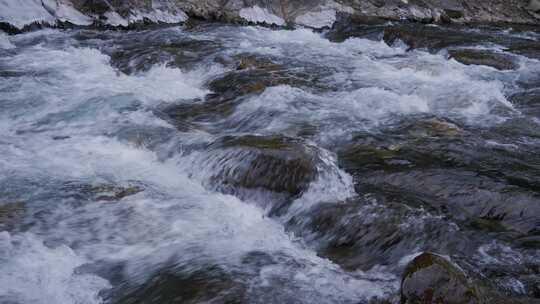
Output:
[0, 22, 539, 303]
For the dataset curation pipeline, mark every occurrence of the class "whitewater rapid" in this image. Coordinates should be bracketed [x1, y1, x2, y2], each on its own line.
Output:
[0, 24, 539, 303]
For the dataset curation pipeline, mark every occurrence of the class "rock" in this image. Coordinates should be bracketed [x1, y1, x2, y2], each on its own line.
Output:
[448, 49, 518, 71]
[286, 197, 464, 271]
[382, 24, 485, 51]
[401, 252, 480, 304]
[207, 54, 322, 97]
[325, 13, 388, 42]
[61, 182, 144, 202]
[406, 118, 464, 138]
[206, 135, 319, 198]
[107, 35, 219, 75]
[111, 264, 247, 304]
[0, 201, 25, 230]
[527, 0, 540, 12]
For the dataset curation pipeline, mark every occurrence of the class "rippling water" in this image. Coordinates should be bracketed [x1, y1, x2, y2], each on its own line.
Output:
[0, 23, 539, 303]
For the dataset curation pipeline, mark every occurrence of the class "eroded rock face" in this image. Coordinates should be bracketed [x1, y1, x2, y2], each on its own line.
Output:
[400, 252, 480, 304]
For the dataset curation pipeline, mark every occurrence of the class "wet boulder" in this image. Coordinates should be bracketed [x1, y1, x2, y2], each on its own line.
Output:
[207, 54, 323, 98]
[111, 264, 247, 304]
[401, 252, 480, 304]
[527, 0, 540, 12]
[382, 24, 485, 51]
[158, 96, 240, 132]
[285, 193, 469, 271]
[0, 201, 25, 230]
[61, 182, 144, 202]
[325, 13, 388, 42]
[448, 49, 518, 71]
[198, 135, 320, 208]
[107, 36, 219, 75]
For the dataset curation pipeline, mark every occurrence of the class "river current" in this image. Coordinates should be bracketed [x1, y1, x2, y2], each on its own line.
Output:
[0, 22, 539, 303]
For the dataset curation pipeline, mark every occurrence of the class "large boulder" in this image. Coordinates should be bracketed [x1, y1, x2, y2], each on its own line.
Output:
[204, 135, 319, 198]
[401, 252, 480, 304]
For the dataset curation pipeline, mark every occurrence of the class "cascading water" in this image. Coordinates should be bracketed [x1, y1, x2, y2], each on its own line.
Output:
[0, 21, 539, 304]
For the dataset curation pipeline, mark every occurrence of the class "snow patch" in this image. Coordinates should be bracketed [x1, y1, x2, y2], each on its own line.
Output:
[104, 11, 128, 27]
[295, 9, 337, 28]
[55, 2, 93, 25]
[240, 6, 285, 26]
[130, 9, 188, 24]
[0, 0, 56, 29]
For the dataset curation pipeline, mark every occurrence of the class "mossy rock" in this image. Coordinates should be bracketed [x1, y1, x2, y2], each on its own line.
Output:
[448, 49, 518, 71]
[401, 252, 480, 304]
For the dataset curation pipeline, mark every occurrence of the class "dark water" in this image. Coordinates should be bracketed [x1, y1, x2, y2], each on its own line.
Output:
[0, 22, 539, 303]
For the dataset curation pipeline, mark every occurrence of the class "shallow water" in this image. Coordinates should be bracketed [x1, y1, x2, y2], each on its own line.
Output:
[0, 23, 539, 303]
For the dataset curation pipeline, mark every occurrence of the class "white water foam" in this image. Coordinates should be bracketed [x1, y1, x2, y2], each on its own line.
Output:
[0, 32, 15, 49]
[0, 29, 397, 303]
[0, 232, 110, 304]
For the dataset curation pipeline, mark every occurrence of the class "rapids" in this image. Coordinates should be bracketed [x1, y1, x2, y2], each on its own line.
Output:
[0, 22, 539, 303]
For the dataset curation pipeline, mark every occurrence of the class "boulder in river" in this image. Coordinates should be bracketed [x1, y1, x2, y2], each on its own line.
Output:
[401, 252, 480, 304]
[206, 135, 319, 199]
[448, 49, 518, 71]
[61, 182, 144, 202]
[0, 201, 25, 230]
[208, 54, 322, 97]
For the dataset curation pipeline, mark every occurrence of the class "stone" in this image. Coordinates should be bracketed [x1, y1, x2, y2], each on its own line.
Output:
[527, 0, 540, 12]
[207, 135, 319, 198]
[401, 252, 480, 304]
[0, 201, 25, 230]
[448, 49, 518, 71]
[61, 182, 144, 202]
[207, 54, 321, 97]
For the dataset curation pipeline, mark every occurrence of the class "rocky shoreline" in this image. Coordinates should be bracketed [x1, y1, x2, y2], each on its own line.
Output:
[1, 0, 539, 34]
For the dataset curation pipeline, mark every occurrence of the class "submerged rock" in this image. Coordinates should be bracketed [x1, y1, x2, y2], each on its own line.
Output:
[286, 196, 464, 271]
[61, 182, 144, 202]
[382, 24, 485, 51]
[0, 201, 25, 230]
[108, 37, 219, 75]
[400, 252, 480, 304]
[208, 54, 322, 98]
[448, 49, 518, 71]
[111, 264, 247, 304]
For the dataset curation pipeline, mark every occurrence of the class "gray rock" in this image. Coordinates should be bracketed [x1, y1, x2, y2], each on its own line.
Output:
[401, 252, 480, 304]
[448, 49, 519, 71]
[207, 135, 319, 198]
[527, 0, 540, 12]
